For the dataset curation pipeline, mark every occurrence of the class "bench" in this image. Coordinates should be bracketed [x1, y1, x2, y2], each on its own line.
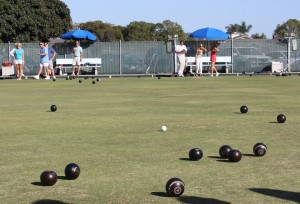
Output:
[186, 56, 232, 73]
[55, 58, 101, 75]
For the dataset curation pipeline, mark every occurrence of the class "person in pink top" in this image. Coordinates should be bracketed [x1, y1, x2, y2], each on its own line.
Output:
[210, 43, 219, 77]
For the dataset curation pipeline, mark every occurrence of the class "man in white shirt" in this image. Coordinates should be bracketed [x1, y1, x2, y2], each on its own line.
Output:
[71, 40, 83, 76]
[175, 40, 187, 77]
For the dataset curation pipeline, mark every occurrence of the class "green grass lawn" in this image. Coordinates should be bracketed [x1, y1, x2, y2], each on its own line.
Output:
[0, 76, 299, 204]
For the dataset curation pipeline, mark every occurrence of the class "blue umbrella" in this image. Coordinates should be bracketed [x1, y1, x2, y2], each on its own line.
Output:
[189, 27, 229, 40]
[60, 29, 97, 41]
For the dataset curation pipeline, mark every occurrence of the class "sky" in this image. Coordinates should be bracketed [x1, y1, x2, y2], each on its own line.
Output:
[61, 0, 300, 39]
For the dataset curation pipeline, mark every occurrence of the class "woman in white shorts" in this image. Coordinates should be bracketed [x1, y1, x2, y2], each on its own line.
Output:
[13, 43, 25, 80]
[195, 44, 207, 76]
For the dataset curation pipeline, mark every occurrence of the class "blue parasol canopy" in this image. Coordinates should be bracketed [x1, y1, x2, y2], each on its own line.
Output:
[60, 29, 97, 41]
[189, 27, 229, 40]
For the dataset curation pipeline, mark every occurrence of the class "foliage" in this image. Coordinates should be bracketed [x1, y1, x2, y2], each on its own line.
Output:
[0, 0, 72, 43]
[79, 21, 123, 42]
[251, 33, 267, 39]
[122, 20, 186, 41]
[153, 20, 186, 41]
[274, 19, 300, 39]
[225, 21, 253, 34]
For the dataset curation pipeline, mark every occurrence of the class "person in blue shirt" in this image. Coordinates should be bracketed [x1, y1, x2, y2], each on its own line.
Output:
[33, 42, 50, 80]
[45, 42, 56, 79]
[12, 42, 25, 80]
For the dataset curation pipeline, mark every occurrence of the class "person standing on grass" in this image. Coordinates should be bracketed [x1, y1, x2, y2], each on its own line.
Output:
[195, 43, 207, 76]
[33, 42, 50, 80]
[9, 43, 18, 77]
[11, 42, 25, 80]
[210, 43, 219, 77]
[71, 40, 83, 76]
[175, 40, 187, 77]
[45, 42, 56, 79]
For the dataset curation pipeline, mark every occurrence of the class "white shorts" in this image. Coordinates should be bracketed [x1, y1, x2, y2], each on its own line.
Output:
[72, 57, 81, 65]
[15, 60, 23, 65]
[40, 63, 49, 67]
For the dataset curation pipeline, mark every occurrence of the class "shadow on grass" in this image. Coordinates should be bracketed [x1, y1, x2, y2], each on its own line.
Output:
[31, 182, 43, 186]
[151, 193, 231, 204]
[207, 155, 229, 162]
[32, 199, 69, 204]
[57, 175, 69, 180]
[178, 195, 231, 204]
[249, 188, 300, 203]
[234, 112, 243, 114]
[207, 156, 222, 159]
[179, 158, 191, 161]
[216, 160, 231, 163]
[242, 153, 256, 157]
[151, 192, 169, 197]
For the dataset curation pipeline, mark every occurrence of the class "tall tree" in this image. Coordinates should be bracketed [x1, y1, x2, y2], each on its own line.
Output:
[225, 21, 252, 34]
[123, 20, 186, 41]
[123, 21, 156, 41]
[79, 21, 123, 42]
[274, 19, 300, 39]
[0, 0, 72, 42]
[154, 20, 186, 41]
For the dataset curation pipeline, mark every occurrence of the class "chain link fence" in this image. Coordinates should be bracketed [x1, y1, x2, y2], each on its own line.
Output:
[1, 39, 299, 76]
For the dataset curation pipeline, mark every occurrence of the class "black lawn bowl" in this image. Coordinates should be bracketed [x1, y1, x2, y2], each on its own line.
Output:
[189, 148, 203, 161]
[92, 80, 96, 84]
[53, 78, 56, 81]
[240, 105, 248, 114]
[85, 77, 88, 80]
[66, 76, 69, 80]
[165, 178, 185, 197]
[40, 171, 57, 186]
[96, 78, 100, 82]
[253, 143, 267, 156]
[65, 163, 80, 180]
[277, 114, 286, 123]
[219, 145, 232, 158]
[138, 75, 140, 78]
[79, 79, 82, 83]
[158, 77, 161, 79]
[228, 149, 242, 162]
[50, 105, 57, 112]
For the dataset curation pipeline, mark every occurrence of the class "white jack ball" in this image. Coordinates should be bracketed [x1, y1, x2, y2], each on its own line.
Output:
[161, 126, 167, 132]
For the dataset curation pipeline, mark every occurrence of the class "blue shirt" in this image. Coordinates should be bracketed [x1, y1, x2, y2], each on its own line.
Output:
[40, 48, 49, 63]
[48, 47, 56, 60]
